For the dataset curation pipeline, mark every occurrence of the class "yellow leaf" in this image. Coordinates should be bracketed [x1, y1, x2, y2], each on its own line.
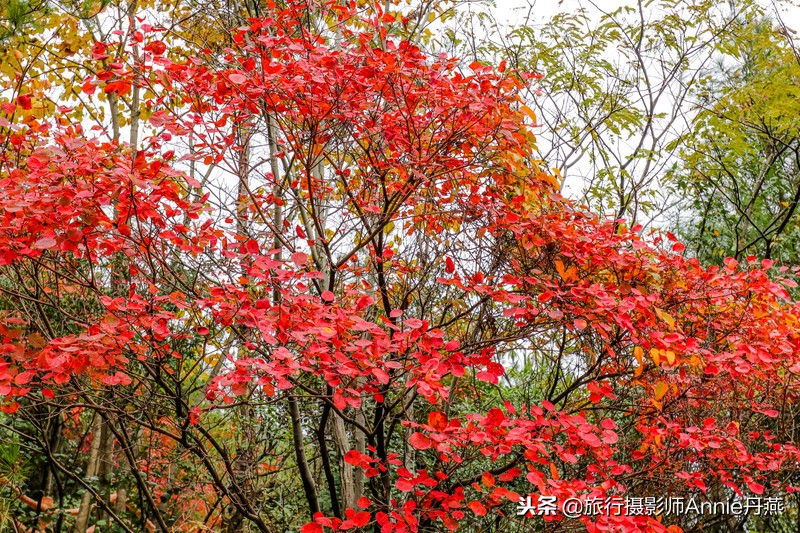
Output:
[565, 266, 578, 281]
[665, 351, 676, 365]
[554, 259, 566, 279]
[634, 346, 643, 365]
[654, 381, 668, 401]
[650, 348, 661, 366]
[520, 105, 537, 123]
[654, 307, 675, 329]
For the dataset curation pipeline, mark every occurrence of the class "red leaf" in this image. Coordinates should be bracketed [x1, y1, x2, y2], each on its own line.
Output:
[300, 523, 323, 533]
[601, 430, 619, 444]
[748, 481, 765, 495]
[33, 237, 57, 250]
[152, 318, 170, 340]
[145, 40, 167, 55]
[1, 401, 19, 414]
[291, 252, 308, 267]
[357, 497, 371, 508]
[444, 340, 460, 351]
[538, 291, 555, 303]
[428, 411, 447, 430]
[14, 372, 33, 385]
[246, 240, 259, 254]
[229, 73, 248, 84]
[409, 432, 432, 450]
[344, 450, 368, 465]
[16, 94, 32, 110]
[396, 478, 414, 492]
[468, 500, 487, 516]
[404, 318, 424, 329]
[371, 367, 389, 384]
[485, 408, 505, 427]
[352, 511, 370, 527]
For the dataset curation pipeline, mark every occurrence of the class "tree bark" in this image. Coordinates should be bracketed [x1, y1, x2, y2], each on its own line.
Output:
[331, 413, 355, 510]
[289, 397, 320, 518]
[71, 414, 103, 533]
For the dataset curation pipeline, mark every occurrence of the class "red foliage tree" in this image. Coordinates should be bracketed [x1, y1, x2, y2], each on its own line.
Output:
[1, 1, 800, 532]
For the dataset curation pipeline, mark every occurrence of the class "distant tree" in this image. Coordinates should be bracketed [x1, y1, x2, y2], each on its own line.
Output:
[671, 11, 800, 265]
[447, 0, 795, 229]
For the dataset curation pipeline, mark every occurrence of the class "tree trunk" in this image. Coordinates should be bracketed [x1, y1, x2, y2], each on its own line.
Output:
[289, 396, 320, 518]
[71, 414, 103, 533]
[96, 419, 114, 525]
[331, 414, 355, 510]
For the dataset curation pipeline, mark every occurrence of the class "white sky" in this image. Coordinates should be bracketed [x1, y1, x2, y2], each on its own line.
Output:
[485, 0, 800, 209]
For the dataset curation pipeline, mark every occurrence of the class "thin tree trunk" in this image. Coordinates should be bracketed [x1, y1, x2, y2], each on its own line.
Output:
[127, 0, 140, 153]
[289, 396, 320, 518]
[96, 419, 114, 524]
[404, 400, 415, 474]
[318, 400, 341, 518]
[353, 408, 366, 502]
[71, 414, 103, 533]
[331, 414, 355, 510]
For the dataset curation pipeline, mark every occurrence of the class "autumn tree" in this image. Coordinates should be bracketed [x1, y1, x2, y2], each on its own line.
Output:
[671, 10, 800, 265]
[447, 0, 800, 231]
[2, 1, 800, 533]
